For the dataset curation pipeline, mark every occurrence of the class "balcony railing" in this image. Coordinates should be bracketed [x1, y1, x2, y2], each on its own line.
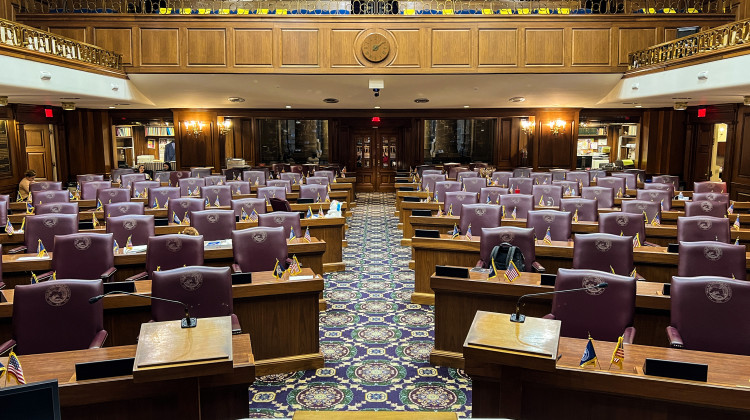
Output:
[16, 0, 733, 15]
[628, 17, 750, 70]
[0, 18, 123, 71]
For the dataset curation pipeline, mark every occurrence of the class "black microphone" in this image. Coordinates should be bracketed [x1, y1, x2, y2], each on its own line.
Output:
[510, 282, 608, 323]
[89, 291, 197, 328]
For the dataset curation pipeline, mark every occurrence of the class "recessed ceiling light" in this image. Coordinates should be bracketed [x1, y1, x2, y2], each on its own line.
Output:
[672, 97, 692, 100]
[374, 106, 381, 109]
[414, 98, 429, 104]
[285, 105, 292, 109]
[108, 106, 116, 109]
[323, 98, 339, 104]
[463, 105, 470, 108]
[634, 104, 642, 108]
[114, 103, 130, 106]
[508, 96, 525, 103]
[228, 97, 245, 103]
[59, 97, 80, 100]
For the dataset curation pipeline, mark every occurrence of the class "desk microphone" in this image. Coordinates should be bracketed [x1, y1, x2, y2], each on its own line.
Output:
[510, 282, 608, 323]
[89, 291, 197, 328]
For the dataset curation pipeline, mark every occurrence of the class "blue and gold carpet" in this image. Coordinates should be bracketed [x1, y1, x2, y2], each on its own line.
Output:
[248, 192, 472, 417]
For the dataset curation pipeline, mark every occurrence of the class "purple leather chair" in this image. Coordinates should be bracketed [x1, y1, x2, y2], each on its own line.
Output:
[678, 241, 746, 280]
[204, 175, 227, 186]
[169, 171, 191, 187]
[479, 227, 544, 272]
[596, 177, 626, 197]
[479, 187, 508, 204]
[96, 188, 131, 204]
[132, 181, 160, 198]
[422, 169, 443, 177]
[553, 180, 579, 197]
[444, 191, 478, 216]
[226, 180, 251, 196]
[104, 202, 145, 217]
[9, 214, 78, 254]
[200, 185, 232, 207]
[512, 167, 532, 178]
[290, 165, 304, 174]
[81, 181, 112, 200]
[52, 233, 116, 280]
[637, 189, 672, 211]
[677, 216, 730, 243]
[447, 167, 468, 179]
[527, 210, 573, 241]
[500, 194, 534, 219]
[0, 200, 6, 227]
[440, 163, 458, 175]
[530, 172, 552, 185]
[599, 212, 646, 242]
[148, 187, 180, 209]
[490, 171, 512, 188]
[232, 226, 288, 272]
[30, 181, 62, 192]
[421, 174, 446, 193]
[190, 168, 212, 178]
[120, 173, 146, 190]
[222, 168, 244, 181]
[36, 202, 79, 215]
[457, 171, 479, 183]
[127, 234, 204, 281]
[0, 194, 9, 224]
[271, 163, 286, 176]
[231, 198, 267, 217]
[565, 171, 590, 187]
[106, 215, 154, 246]
[573, 233, 634, 276]
[668, 276, 750, 355]
[168, 198, 204, 221]
[258, 212, 302, 238]
[269, 198, 292, 212]
[588, 170, 607, 181]
[692, 192, 730, 205]
[33, 190, 69, 205]
[508, 177, 533, 194]
[280, 172, 302, 185]
[257, 186, 287, 202]
[469, 162, 488, 171]
[0, 280, 106, 355]
[306, 176, 329, 186]
[622, 200, 660, 223]
[178, 178, 206, 197]
[299, 184, 328, 202]
[434, 181, 461, 203]
[560, 198, 598, 221]
[625, 169, 646, 184]
[693, 181, 726, 193]
[459, 204, 501, 237]
[652, 175, 679, 191]
[154, 171, 171, 184]
[77, 174, 104, 183]
[151, 266, 241, 333]
[612, 172, 637, 189]
[643, 183, 675, 196]
[190, 210, 236, 241]
[684, 200, 728, 218]
[462, 177, 487, 194]
[314, 170, 335, 184]
[111, 168, 134, 183]
[544, 268, 636, 343]
[582, 186, 614, 209]
[532, 185, 563, 208]
[549, 169, 568, 181]
[267, 179, 292, 193]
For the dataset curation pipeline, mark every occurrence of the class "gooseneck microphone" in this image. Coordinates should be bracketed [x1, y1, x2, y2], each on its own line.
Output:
[510, 282, 609, 323]
[89, 291, 197, 328]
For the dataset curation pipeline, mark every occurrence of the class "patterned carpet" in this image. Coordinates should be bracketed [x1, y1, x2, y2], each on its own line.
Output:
[248, 192, 472, 417]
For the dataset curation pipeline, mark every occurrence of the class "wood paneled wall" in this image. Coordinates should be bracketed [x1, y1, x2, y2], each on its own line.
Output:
[641, 109, 686, 178]
[0, 106, 24, 196]
[60, 109, 113, 180]
[17, 15, 733, 74]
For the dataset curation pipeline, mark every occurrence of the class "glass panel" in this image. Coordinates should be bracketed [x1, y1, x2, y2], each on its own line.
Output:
[0, 120, 12, 175]
[423, 119, 495, 164]
[258, 119, 329, 164]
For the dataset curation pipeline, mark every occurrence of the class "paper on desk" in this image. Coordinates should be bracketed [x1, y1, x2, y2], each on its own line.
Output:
[124, 245, 148, 253]
[17, 256, 50, 261]
[290, 275, 314, 281]
[205, 239, 231, 248]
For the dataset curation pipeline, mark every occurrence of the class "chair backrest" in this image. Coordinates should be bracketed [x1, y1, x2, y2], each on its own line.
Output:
[267, 179, 292, 193]
[146, 234, 204, 276]
[35, 202, 79, 215]
[25, 214, 78, 252]
[120, 173, 146, 189]
[599, 212, 646, 241]
[81, 181, 112, 200]
[271, 163, 286, 175]
[552, 180, 579, 197]
[624, 169, 646, 184]
[480, 227, 537, 270]
[678, 241, 746, 280]
[447, 166, 468, 179]
[0, 200, 6, 227]
[190, 168, 212, 178]
[596, 177, 626, 195]
[512, 167, 531, 178]
[232, 226, 288, 272]
[434, 181, 461, 202]
[444, 191, 478, 216]
[258, 211, 302, 238]
[549, 169, 568, 181]
[490, 171, 512, 187]
[457, 171, 479, 183]
[269, 198, 292, 212]
[12, 280, 104, 355]
[148, 187, 180, 208]
[581, 186, 614, 208]
[421, 174, 446, 192]
[643, 182, 675, 196]
[168, 198, 204, 221]
[29, 181, 62, 192]
[169, 171, 191, 187]
[299, 184, 328, 202]
[693, 181, 726, 193]
[204, 175, 227, 186]
[132, 181, 160, 198]
[622, 199, 660, 222]
[652, 175, 679, 191]
[459, 204, 501, 237]
[692, 192, 730, 205]
[499, 194, 534, 219]
[33, 190, 69, 205]
[573, 233, 633, 275]
[530, 172, 552, 185]
[565, 171, 590, 187]
[290, 165, 303, 174]
[612, 172, 637, 189]
[684, 200, 728, 218]
[677, 216, 731, 243]
[532, 185, 563, 208]
[96, 188, 131, 204]
[560, 198, 598, 221]
[257, 186, 287, 201]
[223, 167, 246, 181]
[526, 210, 572, 241]
[226, 180, 251, 195]
[154, 171, 171, 184]
[587, 169, 607, 181]
[77, 174, 104, 183]
[200, 185, 232, 207]
[462, 177, 486, 194]
[110, 168, 134, 183]
[306, 176, 329, 186]
[479, 187, 508, 204]
[106, 215, 154, 246]
[104, 202, 145, 217]
[508, 177, 533, 194]
[280, 172, 302, 184]
[422, 169, 443, 176]
[151, 266, 234, 322]
[231, 198, 267, 217]
[551, 268, 636, 342]
[314, 170, 335, 184]
[178, 178, 206, 197]
[637, 189, 672, 210]
[52, 233, 114, 279]
[190, 210, 236, 241]
[670, 276, 750, 355]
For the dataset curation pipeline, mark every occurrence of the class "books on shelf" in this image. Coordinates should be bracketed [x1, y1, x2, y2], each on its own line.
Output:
[146, 126, 174, 137]
[115, 126, 132, 137]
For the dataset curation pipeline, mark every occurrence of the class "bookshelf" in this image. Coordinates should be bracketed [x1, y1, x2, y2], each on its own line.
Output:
[115, 125, 135, 167]
[145, 125, 174, 162]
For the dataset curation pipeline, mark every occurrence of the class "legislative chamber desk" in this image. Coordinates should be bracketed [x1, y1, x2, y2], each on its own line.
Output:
[430, 270, 670, 370]
[465, 312, 750, 419]
[0, 269, 323, 376]
[410, 235, 750, 305]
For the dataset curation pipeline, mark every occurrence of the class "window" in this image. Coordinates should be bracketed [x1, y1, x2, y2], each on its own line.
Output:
[423, 119, 494, 164]
[257, 119, 329, 164]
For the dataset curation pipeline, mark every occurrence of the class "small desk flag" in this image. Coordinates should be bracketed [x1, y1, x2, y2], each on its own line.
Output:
[26, 200, 34, 214]
[437, 206, 443, 217]
[7, 351, 25, 384]
[96, 199, 103, 211]
[306, 207, 313, 219]
[272, 258, 284, 279]
[609, 336, 625, 370]
[214, 196, 221, 207]
[249, 209, 259, 222]
[573, 209, 579, 223]
[5, 219, 13, 236]
[36, 239, 48, 258]
[289, 229, 296, 241]
[504, 260, 520, 282]
[289, 255, 302, 275]
[633, 232, 641, 248]
[126, 235, 133, 251]
[465, 224, 473, 241]
[511, 207, 517, 220]
[173, 211, 181, 225]
[543, 227, 552, 245]
[733, 216, 741, 231]
[182, 212, 191, 226]
[451, 224, 459, 239]
[447, 204, 453, 217]
[728, 202, 734, 215]
[240, 208, 250, 222]
[92, 213, 99, 228]
[580, 336, 598, 368]
[651, 213, 661, 226]
[113, 239, 120, 253]
[153, 197, 160, 210]
[304, 226, 311, 243]
[488, 258, 499, 280]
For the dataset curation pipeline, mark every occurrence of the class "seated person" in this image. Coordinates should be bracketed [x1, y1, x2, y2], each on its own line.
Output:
[138, 164, 152, 180]
[18, 169, 36, 200]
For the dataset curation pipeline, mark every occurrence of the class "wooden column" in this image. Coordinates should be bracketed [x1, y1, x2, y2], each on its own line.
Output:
[172, 109, 220, 171]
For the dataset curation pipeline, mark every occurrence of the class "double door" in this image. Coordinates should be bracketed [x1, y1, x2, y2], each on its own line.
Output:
[354, 128, 398, 191]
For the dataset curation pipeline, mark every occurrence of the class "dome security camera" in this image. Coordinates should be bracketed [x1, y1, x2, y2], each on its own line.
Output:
[373, 88, 380, 98]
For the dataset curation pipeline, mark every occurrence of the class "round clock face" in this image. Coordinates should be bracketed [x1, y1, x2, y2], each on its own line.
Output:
[362, 33, 390, 63]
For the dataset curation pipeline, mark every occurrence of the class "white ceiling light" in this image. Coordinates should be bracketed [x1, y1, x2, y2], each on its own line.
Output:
[674, 102, 688, 111]
[228, 97, 245, 103]
[508, 96, 525, 103]
[40, 71, 51, 80]
[0, 96, 7, 106]
[744, 96, 750, 106]
[61, 102, 76, 111]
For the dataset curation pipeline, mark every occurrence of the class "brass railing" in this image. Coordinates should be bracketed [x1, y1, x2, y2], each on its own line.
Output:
[16, 0, 733, 15]
[628, 17, 750, 70]
[0, 18, 122, 71]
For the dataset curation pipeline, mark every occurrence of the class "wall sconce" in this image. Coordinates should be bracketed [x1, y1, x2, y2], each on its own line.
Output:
[219, 119, 232, 135]
[548, 119, 566, 135]
[521, 119, 534, 135]
[184, 121, 206, 137]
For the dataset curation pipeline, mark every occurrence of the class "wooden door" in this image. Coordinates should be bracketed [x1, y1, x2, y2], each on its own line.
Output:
[692, 123, 714, 182]
[353, 129, 375, 191]
[353, 128, 399, 192]
[23, 124, 54, 180]
[377, 129, 398, 191]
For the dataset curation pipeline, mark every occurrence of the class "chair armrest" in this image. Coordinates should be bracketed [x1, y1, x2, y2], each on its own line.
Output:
[542, 313, 555, 320]
[475, 259, 485, 268]
[0, 339, 16, 355]
[623, 326, 636, 344]
[100, 267, 117, 281]
[230, 313, 242, 335]
[231, 264, 242, 273]
[8, 246, 27, 254]
[125, 271, 148, 282]
[635, 273, 646, 281]
[666, 326, 684, 348]
[88, 330, 108, 349]
[0, 281, 4, 290]
[36, 271, 54, 281]
[532, 261, 545, 273]
[643, 241, 659, 247]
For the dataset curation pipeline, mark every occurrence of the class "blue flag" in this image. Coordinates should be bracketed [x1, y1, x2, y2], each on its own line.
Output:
[580, 337, 598, 367]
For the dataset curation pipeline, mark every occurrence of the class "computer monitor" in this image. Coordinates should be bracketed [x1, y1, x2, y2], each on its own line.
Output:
[0, 379, 61, 420]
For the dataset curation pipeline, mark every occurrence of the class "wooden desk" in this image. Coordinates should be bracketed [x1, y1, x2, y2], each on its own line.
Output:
[18, 334, 254, 420]
[465, 312, 750, 419]
[1, 269, 323, 376]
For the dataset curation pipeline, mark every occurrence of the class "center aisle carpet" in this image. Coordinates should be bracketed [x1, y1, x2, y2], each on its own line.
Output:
[248, 192, 472, 417]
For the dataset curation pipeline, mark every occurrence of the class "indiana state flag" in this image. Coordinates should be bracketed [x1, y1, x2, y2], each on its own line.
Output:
[580, 336, 598, 367]
[26, 200, 34, 214]
[306, 207, 313, 219]
[173, 211, 181, 225]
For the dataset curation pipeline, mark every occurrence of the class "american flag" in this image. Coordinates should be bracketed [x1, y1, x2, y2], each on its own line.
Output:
[543, 227, 552, 245]
[465, 224, 473, 241]
[249, 209, 258, 222]
[610, 336, 625, 369]
[633, 233, 641, 248]
[289, 255, 302, 275]
[651, 213, 661, 226]
[5, 219, 13, 235]
[504, 260, 520, 282]
[7, 351, 25, 384]
[304, 226, 312, 242]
